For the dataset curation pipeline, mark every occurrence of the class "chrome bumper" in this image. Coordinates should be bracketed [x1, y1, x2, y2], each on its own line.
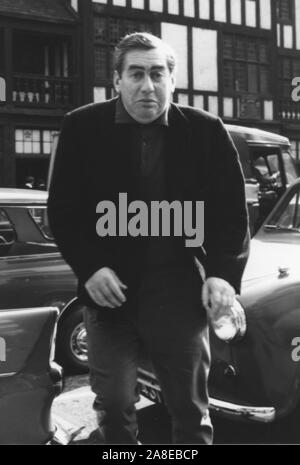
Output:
[209, 397, 276, 423]
[137, 368, 276, 424]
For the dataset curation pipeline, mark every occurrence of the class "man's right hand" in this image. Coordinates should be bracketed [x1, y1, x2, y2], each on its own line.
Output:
[84, 267, 127, 308]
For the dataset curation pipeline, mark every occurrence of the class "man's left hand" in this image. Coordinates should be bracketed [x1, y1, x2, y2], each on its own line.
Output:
[202, 277, 235, 313]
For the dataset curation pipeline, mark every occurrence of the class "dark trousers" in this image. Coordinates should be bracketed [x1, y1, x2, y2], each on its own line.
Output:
[83, 267, 213, 444]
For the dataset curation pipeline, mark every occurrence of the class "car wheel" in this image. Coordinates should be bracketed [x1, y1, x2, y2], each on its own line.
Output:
[56, 306, 89, 374]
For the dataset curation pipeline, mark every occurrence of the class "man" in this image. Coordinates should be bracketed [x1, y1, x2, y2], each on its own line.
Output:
[48, 33, 250, 444]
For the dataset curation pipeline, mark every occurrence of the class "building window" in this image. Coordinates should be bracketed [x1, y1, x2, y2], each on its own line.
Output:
[276, 0, 293, 22]
[13, 31, 72, 77]
[93, 16, 155, 83]
[279, 57, 300, 97]
[223, 35, 271, 95]
[15, 129, 57, 155]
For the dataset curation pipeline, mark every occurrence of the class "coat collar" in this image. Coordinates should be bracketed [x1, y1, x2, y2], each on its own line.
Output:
[103, 98, 194, 200]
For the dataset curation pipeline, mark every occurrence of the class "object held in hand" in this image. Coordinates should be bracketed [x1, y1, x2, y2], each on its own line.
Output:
[208, 299, 247, 342]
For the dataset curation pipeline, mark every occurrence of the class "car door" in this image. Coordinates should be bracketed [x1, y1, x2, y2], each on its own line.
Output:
[0, 205, 75, 310]
[0, 306, 60, 444]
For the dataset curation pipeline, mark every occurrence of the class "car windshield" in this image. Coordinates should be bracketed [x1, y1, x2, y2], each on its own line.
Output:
[265, 189, 300, 232]
[282, 151, 298, 184]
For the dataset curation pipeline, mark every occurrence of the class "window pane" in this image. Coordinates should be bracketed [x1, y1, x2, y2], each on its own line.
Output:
[270, 191, 300, 230]
[223, 37, 233, 58]
[282, 151, 298, 183]
[124, 20, 137, 35]
[109, 18, 123, 44]
[24, 130, 33, 141]
[282, 80, 291, 97]
[94, 17, 107, 43]
[293, 60, 300, 76]
[259, 43, 269, 63]
[43, 130, 50, 142]
[235, 62, 247, 91]
[15, 129, 23, 141]
[28, 208, 53, 241]
[0, 209, 16, 247]
[282, 57, 291, 78]
[24, 141, 32, 153]
[248, 64, 258, 93]
[247, 41, 257, 61]
[224, 61, 234, 91]
[15, 141, 23, 153]
[277, 0, 292, 21]
[260, 66, 270, 93]
[43, 142, 51, 154]
[32, 142, 40, 153]
[94, 47, 108, 80]
[236, 39, 246, 59]
[32, 130, 40, 142]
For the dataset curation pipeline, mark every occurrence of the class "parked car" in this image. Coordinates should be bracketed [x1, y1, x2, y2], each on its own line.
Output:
[0, 189, 86, 372]
[138, 178, 300, 429]
[0, 305, 62, 444]
[227, 125, 298, 234]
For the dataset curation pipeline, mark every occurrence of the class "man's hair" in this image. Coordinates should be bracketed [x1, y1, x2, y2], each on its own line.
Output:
[114, 32, 177, 75]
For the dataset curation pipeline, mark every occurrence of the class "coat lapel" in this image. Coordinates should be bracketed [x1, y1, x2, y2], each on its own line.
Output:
[165, 104, 194, 201]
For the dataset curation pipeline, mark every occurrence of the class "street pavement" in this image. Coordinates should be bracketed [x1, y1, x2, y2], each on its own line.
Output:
[52, 375, 300, 445]
[52, 374, 158, 444]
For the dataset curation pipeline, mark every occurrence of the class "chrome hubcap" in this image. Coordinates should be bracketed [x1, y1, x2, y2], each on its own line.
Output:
[70, 322, 88, 362]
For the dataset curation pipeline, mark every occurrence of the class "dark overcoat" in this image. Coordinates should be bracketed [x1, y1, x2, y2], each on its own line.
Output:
[47, 98, 250, 309]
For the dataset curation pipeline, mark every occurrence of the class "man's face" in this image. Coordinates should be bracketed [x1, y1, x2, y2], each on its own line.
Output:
[113, 48, 176, 124]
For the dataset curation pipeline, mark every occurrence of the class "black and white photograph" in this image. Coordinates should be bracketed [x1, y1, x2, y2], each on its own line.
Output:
[0, 0, 300, 449]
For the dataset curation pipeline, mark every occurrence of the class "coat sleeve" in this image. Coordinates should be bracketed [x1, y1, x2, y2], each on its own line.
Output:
[203, 117, 250, 294]
[47, 113, 117, 284]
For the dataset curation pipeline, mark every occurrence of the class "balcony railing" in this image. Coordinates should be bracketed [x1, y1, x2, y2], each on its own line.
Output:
[12, 74, 74, 107]
[278, 98, 300, 121]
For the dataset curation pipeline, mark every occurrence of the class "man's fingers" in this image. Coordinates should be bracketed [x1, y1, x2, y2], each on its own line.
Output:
[102, 283, 123, 307]
[111, 271, 128, 290]
[89, 288, 114, 308]
[108, 279, 127, 303]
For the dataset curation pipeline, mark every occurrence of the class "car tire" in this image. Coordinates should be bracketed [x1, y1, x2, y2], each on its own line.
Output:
[56, 306, 89, 374]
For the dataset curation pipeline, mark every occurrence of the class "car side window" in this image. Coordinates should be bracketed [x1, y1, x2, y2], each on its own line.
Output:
[253, 154, 283, 188]
[0, 208, 16, 249]
[27, 207, 54, 241]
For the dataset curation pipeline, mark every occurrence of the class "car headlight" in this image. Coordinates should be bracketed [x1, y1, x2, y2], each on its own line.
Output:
[209, 298, 247, 343]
